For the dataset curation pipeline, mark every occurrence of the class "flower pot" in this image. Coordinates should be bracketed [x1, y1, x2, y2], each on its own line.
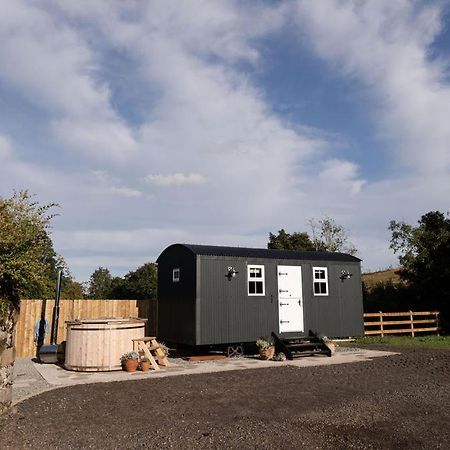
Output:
[324, 341, 336, 355]
[140, 360, 151, 372]
[123, 358, 139, 372]
[259, 346, 275, 360]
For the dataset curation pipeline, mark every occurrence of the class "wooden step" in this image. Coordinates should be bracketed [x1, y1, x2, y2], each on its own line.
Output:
[284, 343, 322, 349]
[288, 351, 324, 357]
[271, 332, 332, 360]
[132, 337, 170, 370]
[132, 337, 157, 342]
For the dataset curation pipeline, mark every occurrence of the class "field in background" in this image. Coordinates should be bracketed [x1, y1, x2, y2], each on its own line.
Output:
[362, 268, 402, 288]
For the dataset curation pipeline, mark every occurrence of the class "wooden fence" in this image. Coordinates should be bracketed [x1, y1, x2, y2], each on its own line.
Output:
[15, 299, 157, 357]
[364, 311, 440, 337]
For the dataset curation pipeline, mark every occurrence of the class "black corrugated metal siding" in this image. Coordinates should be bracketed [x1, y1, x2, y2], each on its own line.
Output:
[196, 255, 363, 345]
[157, 244, 364, 346]
[157, 244, 197, 345]
[198, 256, 277, 345]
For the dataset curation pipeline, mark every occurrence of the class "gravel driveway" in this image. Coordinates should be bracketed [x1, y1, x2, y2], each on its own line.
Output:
[1, 346, 449, 449]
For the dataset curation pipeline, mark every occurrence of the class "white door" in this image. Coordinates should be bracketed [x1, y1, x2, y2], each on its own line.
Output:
[277, 265, 304, 333]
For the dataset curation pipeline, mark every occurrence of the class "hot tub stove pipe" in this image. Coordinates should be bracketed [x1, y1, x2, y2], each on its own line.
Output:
[39, 267, 63, 363]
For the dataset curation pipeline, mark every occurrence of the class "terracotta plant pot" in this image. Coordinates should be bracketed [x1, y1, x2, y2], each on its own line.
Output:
[123, 359, 139, 372]
[324, 341, 336, 355]
[259, 346, 275, 360]
[140, 360, 151, 372]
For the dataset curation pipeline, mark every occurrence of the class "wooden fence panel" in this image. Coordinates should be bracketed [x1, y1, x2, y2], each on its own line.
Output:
[15, 299, 156, 357]
[364, 310, 440, 337]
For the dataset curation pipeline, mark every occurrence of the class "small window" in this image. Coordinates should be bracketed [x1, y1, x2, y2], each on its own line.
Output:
[172, 268, 180, 282]
[248, 265, 265, 296]
[313, 267, 328, 296]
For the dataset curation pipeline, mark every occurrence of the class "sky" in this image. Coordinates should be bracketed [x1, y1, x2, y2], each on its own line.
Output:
[0, 0, 449, 281]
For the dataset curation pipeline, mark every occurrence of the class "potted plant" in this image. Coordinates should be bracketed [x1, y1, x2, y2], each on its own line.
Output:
[256, 338, 275, 360]
[323, 336, 336, 355]
[158, 341, 170, 357]
[139, 356, 151, 372]
[120, 351, 139, 372]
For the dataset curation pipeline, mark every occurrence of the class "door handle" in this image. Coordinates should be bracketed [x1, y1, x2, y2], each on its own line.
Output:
[279, 289, 288, 293]
[280, 320, 290, 324]
[279, 302, 289, 306]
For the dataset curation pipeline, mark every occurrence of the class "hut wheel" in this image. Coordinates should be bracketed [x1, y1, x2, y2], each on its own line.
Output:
[227, 344, 243, 358]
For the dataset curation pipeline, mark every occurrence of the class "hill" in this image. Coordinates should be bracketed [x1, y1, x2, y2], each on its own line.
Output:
[362, 268, 402, 288]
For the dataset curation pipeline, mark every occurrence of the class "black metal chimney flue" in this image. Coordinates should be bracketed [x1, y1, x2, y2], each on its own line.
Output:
[50, 267, 63, 345]
[39, 266, 64, 364]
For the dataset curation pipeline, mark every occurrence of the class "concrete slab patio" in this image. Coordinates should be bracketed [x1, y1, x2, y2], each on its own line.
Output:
[13, 346, 397, 404]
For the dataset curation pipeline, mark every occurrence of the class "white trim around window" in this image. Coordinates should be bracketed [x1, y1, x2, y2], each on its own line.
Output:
[172, 268, 180, 282]
[313, 266, 328, 296]
[247, 265, 265, 296]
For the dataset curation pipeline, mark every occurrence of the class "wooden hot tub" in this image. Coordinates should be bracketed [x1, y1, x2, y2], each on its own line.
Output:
[64, 318, 147, 371]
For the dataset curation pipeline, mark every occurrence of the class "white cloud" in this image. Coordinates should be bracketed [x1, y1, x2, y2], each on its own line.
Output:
[51, 118, 138, 163]
[145, 173, 207, 187]
[318, 159, 366, 195]
[1, 1, 449, 280]
[0, 0, 137, 163]
[54, 227, 188, 254]
[0, 134, 12, 160]
[90, 170, 143, 198]
[294, 0, 450, 175]
[107, 186, 143, 199]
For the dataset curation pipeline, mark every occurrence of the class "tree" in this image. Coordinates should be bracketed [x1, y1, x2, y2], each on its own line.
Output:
[123, 263, 157, 300]
[109, 276, 128, 299]
[61, 276, 85, 299]
[389, 211, 450, 330]
[0, 191, 58, 413]
[268, 218, 357, 255]
[88, 263, 158, 300]
[88, 267, 113, 299]
[19, 258, 84, 300]
[268, 229, 315, 251]
[308, 217, 357, 255]
[110, 263, 157, 300]
[362, 280, 412, 313]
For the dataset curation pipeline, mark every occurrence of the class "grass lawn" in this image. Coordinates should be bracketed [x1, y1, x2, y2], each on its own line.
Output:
[355, 335, 450, 349]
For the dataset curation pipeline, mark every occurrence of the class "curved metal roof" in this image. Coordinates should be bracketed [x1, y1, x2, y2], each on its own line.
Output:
[159, 243, 361, 262]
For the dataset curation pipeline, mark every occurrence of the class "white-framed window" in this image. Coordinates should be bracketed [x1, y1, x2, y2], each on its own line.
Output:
[172, 268, 180, 283]
[247, 265, 265, 296]
[313, 267, 328, 296]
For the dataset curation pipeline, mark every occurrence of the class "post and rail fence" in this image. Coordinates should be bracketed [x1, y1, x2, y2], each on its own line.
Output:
[363, 311, 440, 337]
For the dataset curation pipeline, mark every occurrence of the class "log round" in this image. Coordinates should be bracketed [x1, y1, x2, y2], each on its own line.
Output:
[64, 318, 147, 371]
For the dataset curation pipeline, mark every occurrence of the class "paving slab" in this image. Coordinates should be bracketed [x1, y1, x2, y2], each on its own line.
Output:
[12, 358, 51, 403]
[13, 346, 397, 405]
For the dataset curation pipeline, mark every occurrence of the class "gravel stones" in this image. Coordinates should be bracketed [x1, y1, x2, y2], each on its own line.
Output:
[1, 346, 449, 449]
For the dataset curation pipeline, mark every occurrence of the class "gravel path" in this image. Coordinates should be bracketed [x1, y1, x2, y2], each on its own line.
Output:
[2, 346, 450, 449]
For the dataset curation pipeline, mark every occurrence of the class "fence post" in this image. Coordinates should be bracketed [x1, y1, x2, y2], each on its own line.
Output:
[436, 311, 440, 336]
[379, 311, 384, 337]
[409, 310, 414, 337]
